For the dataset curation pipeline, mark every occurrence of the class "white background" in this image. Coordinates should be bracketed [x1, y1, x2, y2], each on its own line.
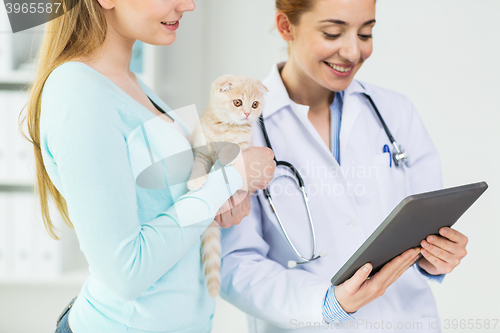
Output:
[156, 1, 500, 332]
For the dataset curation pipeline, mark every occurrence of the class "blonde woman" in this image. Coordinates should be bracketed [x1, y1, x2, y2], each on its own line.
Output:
[23, 0, 275, 332]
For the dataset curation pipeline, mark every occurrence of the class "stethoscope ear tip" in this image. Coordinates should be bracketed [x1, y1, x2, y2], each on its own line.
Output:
[288, 260, 297, 269]
[319, 250, 328, 258]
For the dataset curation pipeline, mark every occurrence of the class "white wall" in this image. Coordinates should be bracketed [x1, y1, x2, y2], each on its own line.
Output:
[157, 0, 287, 113]
[157, 1, 500, 332]
[356, 0, 500, 327]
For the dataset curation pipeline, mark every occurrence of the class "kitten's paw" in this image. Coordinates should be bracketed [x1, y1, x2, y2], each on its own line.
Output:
[188, 175, 208, 191]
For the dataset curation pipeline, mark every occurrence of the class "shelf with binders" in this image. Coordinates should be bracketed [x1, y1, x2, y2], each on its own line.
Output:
[0, 22, 40, 89]
[0, 42, 159, 189]
[0, 91, 90, 287]
[0, 70, 34, 90]
[0, 44, 156, 90]
[0, 90, 34, 188]
[0, 191, 90, 286]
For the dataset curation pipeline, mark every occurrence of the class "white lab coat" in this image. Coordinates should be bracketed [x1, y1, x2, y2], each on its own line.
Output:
[220, 64, 443, 333]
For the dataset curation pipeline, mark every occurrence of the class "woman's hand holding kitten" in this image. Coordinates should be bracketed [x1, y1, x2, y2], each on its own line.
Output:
[213, 147, 275, 228]
[214, 190, 251, 228]
[237, 147, 276, 195]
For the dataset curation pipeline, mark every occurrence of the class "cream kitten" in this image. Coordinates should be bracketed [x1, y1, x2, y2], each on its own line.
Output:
[187, 74, 267, 297]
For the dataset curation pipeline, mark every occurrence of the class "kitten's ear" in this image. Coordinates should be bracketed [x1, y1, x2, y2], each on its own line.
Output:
[219, 82, 234, 93]
[258, 82, 269, 94]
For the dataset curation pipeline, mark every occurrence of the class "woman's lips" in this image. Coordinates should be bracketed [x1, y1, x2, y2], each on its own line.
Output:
[161, 21, 180, 31]
[324, 61, 355, 77]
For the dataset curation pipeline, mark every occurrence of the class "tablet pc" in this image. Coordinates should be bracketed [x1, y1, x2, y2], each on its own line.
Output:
[330, 181, 488, 286]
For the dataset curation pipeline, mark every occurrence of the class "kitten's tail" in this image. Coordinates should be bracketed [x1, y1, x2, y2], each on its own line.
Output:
[201, 221, 222, 297]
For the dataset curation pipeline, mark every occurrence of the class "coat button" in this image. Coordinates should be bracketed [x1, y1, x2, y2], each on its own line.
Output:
[348, 218, 359, 229]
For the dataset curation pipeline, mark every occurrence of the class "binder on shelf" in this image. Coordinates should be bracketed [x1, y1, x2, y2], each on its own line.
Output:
[8, 193, 64, 279]
[1, 91, 33, 184]
[0, 7, 13, 75]
[10, 91, 33, 182]
[0, 92, 9, 180]
[11, 192, 34, 278]
[0, 193, 9, 278]
[32, 197, 63, 278]
[1, 91, 14, 182]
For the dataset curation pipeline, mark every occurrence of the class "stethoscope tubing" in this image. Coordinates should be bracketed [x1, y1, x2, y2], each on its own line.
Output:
[362, 93, 409, 167]
[258, 90, 409, 266]
[259, 116, 320, 264]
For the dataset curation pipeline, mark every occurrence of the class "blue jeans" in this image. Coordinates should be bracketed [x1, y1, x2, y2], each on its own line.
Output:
[55, 297, 76, 333]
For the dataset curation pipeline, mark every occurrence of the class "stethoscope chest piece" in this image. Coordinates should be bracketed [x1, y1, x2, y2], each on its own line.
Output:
[392, 144, 410, 167]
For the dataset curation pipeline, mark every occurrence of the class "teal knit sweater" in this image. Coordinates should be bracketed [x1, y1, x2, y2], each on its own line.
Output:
[40, 62, 242, 333]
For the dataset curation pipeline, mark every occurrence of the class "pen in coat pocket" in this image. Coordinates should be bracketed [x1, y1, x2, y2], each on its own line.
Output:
[383, 144, 392, 168]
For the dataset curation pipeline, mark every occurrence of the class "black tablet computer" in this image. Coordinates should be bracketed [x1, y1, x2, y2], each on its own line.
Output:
[330, 181, 488, 286]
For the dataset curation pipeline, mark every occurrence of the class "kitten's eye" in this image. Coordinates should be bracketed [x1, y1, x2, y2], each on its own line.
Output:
[233, 99, 243, 107]
[252, 101, 259, 109]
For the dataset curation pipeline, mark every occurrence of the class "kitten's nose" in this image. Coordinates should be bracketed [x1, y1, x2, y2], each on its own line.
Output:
[244, 112, 250, 118]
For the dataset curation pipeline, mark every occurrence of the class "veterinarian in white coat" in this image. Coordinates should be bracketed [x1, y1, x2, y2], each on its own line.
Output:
[219, 0, 469, 332]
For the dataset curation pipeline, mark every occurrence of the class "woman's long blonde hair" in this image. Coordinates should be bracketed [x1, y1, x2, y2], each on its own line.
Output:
[21, 0, 107, 239]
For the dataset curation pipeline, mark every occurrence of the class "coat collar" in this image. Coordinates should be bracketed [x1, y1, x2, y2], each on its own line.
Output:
[261, 62, 371, 119]
[261, 63, 290, 119]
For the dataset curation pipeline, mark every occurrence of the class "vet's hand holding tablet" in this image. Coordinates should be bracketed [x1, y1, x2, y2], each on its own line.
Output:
[332, 182, 487, 314]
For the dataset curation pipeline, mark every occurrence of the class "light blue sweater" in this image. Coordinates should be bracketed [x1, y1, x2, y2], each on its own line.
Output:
[40, 62, 243, 333]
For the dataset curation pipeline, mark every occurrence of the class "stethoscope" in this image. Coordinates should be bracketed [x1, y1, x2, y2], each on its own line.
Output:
[258, 90, 410, 268]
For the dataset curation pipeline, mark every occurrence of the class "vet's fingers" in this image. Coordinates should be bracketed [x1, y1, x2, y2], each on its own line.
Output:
[228, 195, 236, 211]
[235, 194, 252, 220]
[218, 199, 232, 215]
[420, 248, 454, 273]
[420, 240, 457, 264]
[423, 235, 459, 255]
[383, 248, 420, 288]
[373, 248, 419, 288]
[218, 205, 233, 228]
[214, 213, 222, 226]
[416, 257, 436, 275]
[230, 190, 247, 207]
[379, 248, 419, 275]
[439, 227, 469, 246]
[339, 263, 372, 295]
